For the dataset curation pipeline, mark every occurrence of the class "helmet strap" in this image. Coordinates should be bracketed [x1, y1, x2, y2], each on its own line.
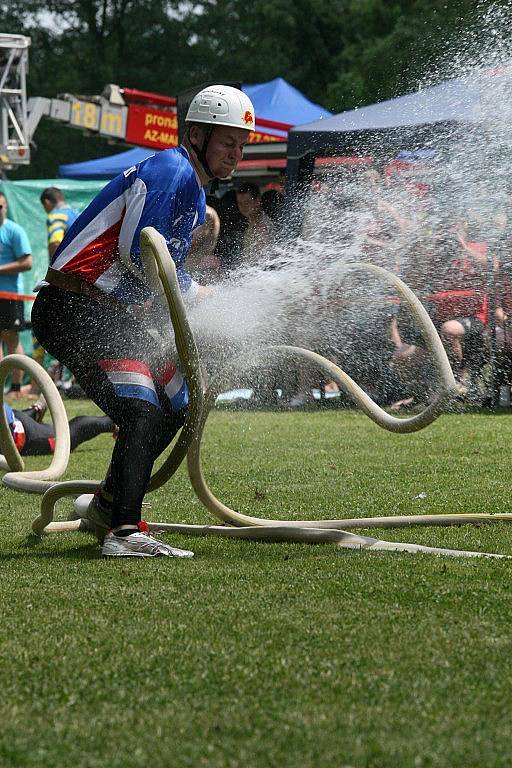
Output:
[188, 124, 216, 179]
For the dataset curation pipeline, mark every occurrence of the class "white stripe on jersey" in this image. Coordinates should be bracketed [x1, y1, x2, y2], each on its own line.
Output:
[118, 177, 148, 268]
[104, 371, 157, 389]
[93, 260, 129, 294]
[52, 192, 126, 271]
[164, 369, 185, 400]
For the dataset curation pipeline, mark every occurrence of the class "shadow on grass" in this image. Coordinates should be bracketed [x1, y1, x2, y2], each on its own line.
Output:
[0, 535, 100, 560]
[1, 530, 331, 563]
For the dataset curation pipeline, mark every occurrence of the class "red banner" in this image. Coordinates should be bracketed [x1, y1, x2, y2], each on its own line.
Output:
[126, 104, 178, 149]
[121, 88, 177, 107]
[247, 131, 285, 144]
[125, 104, 287, 148]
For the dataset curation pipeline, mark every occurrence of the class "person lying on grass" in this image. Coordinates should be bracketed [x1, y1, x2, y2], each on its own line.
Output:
[3, 398, 114, 456]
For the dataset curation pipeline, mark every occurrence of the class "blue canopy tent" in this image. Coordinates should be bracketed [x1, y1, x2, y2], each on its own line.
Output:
[285, 74, 486, 202]
[58, 145, 155, 180]
[288, 76, 481, 155]
[244, 77, 330, 134]
[58, 78, 331, 180]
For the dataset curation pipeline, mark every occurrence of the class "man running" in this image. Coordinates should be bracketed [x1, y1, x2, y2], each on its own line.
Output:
[31, 85, 255, 558]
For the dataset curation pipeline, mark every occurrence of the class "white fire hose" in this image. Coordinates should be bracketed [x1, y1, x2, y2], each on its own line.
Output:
[2, 227, 512, 559]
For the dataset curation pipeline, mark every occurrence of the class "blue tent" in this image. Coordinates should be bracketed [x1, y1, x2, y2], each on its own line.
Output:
[287, 75, 484, 160]
[244, 77, 331, 128]
[285, 72, 492, 215]
[58, 78, 331, 180]
[58, 145, 155, 180]
[284, 71, 497, 239]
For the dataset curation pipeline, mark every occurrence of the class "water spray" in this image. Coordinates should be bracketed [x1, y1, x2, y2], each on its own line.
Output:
[2, 227, 512, 559]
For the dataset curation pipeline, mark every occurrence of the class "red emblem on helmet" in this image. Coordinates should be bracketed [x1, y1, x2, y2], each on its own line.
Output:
[243, 110, 253, 126]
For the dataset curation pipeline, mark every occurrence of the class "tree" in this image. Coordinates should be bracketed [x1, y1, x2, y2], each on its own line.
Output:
[4, 0, 512, 178]
[185, 0, 352, 102]
[324, 0, 499, 111]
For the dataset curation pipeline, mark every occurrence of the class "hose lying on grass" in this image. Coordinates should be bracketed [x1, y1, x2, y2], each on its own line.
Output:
[2, 227, 512, 559]
[0, 355, 70, 490]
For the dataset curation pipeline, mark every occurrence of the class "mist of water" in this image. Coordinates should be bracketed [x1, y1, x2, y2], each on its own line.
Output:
[177, 3, 512, 404]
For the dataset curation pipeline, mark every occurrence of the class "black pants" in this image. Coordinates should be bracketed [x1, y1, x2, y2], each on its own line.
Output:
[17, 408, 113, 455]
[31, 285, 187, 527]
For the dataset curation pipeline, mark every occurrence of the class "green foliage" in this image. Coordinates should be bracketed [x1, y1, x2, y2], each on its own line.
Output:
[325, 0, 481, 111]
[3, 0, 512, 176]
[4, 0, 507, 102]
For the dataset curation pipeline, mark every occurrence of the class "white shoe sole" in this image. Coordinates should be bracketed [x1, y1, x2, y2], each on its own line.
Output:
[103, 549, 194, 558]
[102, 533, 194, 558]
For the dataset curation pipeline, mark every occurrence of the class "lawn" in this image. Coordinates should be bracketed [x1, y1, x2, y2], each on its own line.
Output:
[1, 400, 512, 768]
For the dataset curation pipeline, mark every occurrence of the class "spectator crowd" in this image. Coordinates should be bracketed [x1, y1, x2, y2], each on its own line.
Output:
[1, 169, 511, 416]
[187, 169, 512, 411]
[356, 168, 512, 410]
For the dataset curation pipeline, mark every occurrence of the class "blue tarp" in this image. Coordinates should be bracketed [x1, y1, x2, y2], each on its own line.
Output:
[58, 146, 155, 180]
[244, 77, 331, 127]
[291, 76, 481, 137]
[58, 78, 331, 180]
[286, 74, 490, 160]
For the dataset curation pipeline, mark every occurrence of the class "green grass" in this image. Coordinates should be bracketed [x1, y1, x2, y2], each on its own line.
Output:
[1, 401, 512, 767]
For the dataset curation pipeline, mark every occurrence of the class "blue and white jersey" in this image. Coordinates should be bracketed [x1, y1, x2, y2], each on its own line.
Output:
[51, 146, 206, 304]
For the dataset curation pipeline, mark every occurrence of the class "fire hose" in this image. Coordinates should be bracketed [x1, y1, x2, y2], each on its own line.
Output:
[2, 226, 512, 558]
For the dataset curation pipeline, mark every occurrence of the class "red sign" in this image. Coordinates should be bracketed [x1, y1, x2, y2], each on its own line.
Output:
[247, 131, 285, 144]
[125, 104, 287, 148]
[126, 104, 178, 149]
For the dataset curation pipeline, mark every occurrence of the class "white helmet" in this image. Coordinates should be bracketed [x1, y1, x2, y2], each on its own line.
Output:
[185, 85, 255, 132]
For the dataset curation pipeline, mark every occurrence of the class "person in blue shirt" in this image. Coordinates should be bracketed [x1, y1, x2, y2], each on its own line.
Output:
[32, 85, 256, 558]
[0, 193, 32, 398]
[40, 187, 80, 259]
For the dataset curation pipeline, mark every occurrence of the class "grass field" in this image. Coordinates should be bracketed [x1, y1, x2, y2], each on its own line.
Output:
[1, 399, 512, 768]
